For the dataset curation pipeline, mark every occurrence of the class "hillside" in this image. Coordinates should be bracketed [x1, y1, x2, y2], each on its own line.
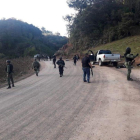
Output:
[58, 36, 140, 65]
[65, 0, 140, 51]
[0, 18, 68, 58]
[86, 36, 140, 56]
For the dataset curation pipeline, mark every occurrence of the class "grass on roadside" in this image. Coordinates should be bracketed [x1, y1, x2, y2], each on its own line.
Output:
[86, 36, 140, 56]
[0, 57, 34, 85]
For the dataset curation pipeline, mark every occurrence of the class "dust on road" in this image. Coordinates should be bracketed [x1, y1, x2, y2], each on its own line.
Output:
[0, 60, 140, 140]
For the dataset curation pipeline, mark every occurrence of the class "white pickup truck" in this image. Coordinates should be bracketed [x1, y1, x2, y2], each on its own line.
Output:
[93, 50, 121, 66]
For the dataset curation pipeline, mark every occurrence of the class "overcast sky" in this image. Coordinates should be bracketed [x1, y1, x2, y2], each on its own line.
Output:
[0, 0, 75, 36]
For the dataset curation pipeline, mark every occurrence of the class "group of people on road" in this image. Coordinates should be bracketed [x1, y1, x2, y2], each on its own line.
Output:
[32, 55, 65, 77]
[36, 55, 52, 62]
[5, 47, 139, 89]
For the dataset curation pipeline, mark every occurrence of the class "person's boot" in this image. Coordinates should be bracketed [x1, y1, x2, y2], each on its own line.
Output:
[7, 86, 11, 89]
[128, 78, 133, 81]
[12, 84, 15, 87]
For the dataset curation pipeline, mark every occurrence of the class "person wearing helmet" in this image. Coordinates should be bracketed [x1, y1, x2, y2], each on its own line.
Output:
[124, 47, 139, 81]
[5, 60, 14, 89]
[32, 59, 40, 76]
[56, 57, 65, 77]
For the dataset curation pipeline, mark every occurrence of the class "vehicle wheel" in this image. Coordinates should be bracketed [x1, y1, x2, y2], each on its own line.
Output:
[113, 62, 118, 67]
[93, 61, 96, 64]
[99, 60, 102, 66]
[104, 62, 109, 65]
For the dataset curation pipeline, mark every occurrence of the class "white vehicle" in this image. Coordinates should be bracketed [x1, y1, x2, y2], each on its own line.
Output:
[94, 50, 120, 66]
[34, 54, 41, 58]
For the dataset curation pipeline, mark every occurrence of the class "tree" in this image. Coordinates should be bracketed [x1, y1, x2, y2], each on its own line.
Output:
[65, 0, 140, 49]
[0, 19, 68, 58]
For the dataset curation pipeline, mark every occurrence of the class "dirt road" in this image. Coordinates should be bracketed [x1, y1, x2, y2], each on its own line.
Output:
[0, 60, 140, 140]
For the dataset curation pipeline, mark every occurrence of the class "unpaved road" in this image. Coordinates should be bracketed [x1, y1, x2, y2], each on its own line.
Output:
[0, 60, 140, 140]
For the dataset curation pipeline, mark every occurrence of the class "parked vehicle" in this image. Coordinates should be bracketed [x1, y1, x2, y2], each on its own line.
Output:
[34, 54, 41, 59]
[88, 50, 120, 66]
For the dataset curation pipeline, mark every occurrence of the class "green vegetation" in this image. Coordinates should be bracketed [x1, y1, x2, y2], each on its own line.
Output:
[0, 18, 68, 58]
[0, 57, 34, 86]
[87, 36, 140, 56]
[65, 0, 140, 51]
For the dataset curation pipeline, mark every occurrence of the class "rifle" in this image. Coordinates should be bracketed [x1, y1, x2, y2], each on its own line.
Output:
[59, 64, 67, 68]
[91, 68, 93, 77]
[131, 60, 135, 65]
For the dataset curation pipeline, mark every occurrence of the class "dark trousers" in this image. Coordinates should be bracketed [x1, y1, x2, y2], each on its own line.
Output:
[74, 60, 76, 65]
[53, 60, 56, 68]
[59, 66, 64, 75]
[82, 67, 90, 82]
[7, 73, 14, 87]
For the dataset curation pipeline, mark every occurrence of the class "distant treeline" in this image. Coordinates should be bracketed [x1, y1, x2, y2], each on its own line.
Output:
[65, 0, 140, 50]
[0, 18, 68, 58]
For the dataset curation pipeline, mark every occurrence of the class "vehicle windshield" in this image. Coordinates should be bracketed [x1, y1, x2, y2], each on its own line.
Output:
[99, 50, 112, 54]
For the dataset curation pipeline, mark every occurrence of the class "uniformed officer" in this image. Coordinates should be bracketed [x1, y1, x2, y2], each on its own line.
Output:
[73, 55, 77, 65]
[53, 55, 56, 68]
[5, 60, 14, 89]
[56, 57, 65, 77]
[32, 59, 40, 76]
[124, 47, 138, 81]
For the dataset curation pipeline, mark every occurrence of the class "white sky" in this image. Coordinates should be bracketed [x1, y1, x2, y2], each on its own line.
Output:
[0, 0, 75, 36]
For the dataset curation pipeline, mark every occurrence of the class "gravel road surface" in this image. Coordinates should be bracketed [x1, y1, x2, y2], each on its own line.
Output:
[0, 60, 140, 140]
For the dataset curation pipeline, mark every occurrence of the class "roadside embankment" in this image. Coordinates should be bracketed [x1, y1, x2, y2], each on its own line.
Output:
[0, 57, 44, 88]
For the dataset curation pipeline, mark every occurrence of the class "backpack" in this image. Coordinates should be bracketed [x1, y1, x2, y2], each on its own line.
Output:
[33, 61, 40, 68]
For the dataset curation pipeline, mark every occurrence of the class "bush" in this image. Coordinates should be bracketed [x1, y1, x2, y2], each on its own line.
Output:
[0, 53, 5, 58]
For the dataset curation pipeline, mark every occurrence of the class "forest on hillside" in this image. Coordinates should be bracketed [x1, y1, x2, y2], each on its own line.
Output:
[65, 0, 140, 50]
[0, 18, 68, 58]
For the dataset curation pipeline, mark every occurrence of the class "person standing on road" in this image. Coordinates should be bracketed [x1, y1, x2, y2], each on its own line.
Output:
[5, 60, 14, 89]
[32, 59, 40, 76]
[73, 55, 77, 65]
[76, 54, 79, 61]
[124, 47, 139, 81]
[53, 55, 56, 68]
[82, 53, 93, 83]
[56, 57, 65, 77]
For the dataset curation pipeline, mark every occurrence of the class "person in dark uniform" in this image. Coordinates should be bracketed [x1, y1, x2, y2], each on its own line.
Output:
[53, 55, 56, 68]
[76, 54, 79, 61]
[5, 60, 14, 89]
[73, 55, 77, 65]
[82, 53, 92, 83]
[32, 59, 40, 76]
[56, 57, 65, 77]
[124, 47, 138, 81]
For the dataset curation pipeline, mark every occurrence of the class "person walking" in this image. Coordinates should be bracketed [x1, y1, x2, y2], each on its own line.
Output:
[124, 47, 138, 81]
[53, 55, 56, 68]
[82, 53, 93, 83]
[76, 54, 79, 61]
[73, 55, 77, 65]
[32, 59, 40, 76]
[5, 60, 14, 89]
[56, 57, 65, 77]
